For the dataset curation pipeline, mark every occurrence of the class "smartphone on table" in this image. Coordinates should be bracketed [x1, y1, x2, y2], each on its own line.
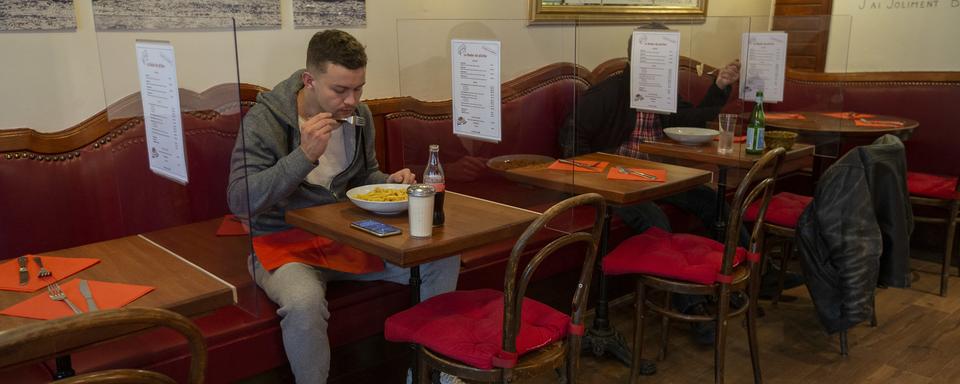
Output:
[350, 219, 402, 237]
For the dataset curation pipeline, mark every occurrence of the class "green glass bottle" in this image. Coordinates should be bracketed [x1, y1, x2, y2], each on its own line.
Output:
[745, 91, 766, 154]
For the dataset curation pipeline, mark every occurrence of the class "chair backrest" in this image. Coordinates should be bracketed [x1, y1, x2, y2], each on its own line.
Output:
[0, 307, 206, 384]
[499, 193, 606, 358]
[721, 148, 788, 276]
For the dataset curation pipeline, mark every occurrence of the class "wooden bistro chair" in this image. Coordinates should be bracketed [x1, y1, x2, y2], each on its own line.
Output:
[0, 307, 206, 384]
[743, 192, 812, 306]
[603, 148, 786, 384]
[385, 193, 606, 383]
[906, 171, 960, 296]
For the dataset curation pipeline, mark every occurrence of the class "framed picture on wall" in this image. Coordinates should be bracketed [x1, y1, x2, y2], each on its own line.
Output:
[529, 0, 707, 24]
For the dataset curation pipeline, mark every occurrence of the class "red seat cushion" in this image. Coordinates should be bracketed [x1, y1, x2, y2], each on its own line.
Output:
[602, 227, 754, 284]
[743, 192, 812, 228]
[384, 289, 570, 370]
[907, 171, 959, 200]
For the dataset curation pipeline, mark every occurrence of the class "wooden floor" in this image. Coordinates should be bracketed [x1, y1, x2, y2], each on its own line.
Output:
[242, 254, 960, 383]
[525, 256, 960, 384]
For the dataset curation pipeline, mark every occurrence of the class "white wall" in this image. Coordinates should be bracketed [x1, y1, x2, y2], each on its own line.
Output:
[3, 0, 776, 132]
[827, 0, 960, 72]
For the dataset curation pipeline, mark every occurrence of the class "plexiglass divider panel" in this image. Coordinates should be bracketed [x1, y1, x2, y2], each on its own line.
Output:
[396, 19, 581, 237]
[94, 17, 257, 315]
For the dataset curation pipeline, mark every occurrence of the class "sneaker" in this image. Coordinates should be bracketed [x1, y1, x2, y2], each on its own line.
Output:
[439, 372, 466, 384]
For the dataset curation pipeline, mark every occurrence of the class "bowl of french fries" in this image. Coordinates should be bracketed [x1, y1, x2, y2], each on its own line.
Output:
[346, 183, 410, 215]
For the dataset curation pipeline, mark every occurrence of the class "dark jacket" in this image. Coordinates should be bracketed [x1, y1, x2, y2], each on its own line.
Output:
[797, 134, 913, 334]
[559, 71, 731, 157]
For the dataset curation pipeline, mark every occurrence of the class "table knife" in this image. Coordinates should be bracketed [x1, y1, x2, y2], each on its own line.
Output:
[558, 159, 600, 170]
[17, 256, 28, 286]
[79, 279, 99, 311]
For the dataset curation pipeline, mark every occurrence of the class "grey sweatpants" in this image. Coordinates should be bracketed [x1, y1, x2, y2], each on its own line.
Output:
[249, 254, 461, 383]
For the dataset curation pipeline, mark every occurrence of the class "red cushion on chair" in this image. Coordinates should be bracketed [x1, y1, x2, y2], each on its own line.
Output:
[384, 289, 570, 370]
[602, 227, 752, 284]
[743, 192, 812, 228]
[907, 171, 960, 200]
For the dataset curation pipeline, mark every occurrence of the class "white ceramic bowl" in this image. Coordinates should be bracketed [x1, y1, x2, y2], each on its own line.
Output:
[346, 183, 410, 215]
[486, 154, 556, 173]
[663, 127, 720, 146]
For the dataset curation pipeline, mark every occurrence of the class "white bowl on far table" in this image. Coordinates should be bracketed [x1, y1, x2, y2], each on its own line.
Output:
[663, 127, 720, 146]
[346, 183, 410, 215]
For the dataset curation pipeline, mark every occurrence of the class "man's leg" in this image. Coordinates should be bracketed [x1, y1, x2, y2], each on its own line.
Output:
[331, 255, 461, 301]
[614, 202, 672, 234]
[657, 185, 750, 247]
[250, 257, 331, 383]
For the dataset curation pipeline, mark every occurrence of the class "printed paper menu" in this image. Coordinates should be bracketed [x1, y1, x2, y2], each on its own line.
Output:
[739, 32, 788, 103]
[629, 30, 681, 114]
[451, 39, 502, 143]
[135, 40, 189, 184]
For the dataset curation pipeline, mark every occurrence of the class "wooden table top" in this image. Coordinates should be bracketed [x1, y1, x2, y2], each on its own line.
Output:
[500, 152, 713, 205]
[286, 191, 541, 268]
[765, 112, 918, 138]
[141, 218, 252, 290]
[629, 140, 815, 170]
[0, 235, 235, 331]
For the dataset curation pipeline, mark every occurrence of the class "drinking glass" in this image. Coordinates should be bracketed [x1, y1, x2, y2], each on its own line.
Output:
[717, 113, 738, 154]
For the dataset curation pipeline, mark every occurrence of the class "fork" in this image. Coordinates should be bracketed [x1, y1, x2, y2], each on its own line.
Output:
[337, 115, 366, 126]
[616, 166, 657, 180]
[48, 283, 83, 314]
[34, 256, 52, 280]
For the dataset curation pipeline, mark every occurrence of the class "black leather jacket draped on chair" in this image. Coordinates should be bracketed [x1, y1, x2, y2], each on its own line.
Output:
[797, 134, 914, 334]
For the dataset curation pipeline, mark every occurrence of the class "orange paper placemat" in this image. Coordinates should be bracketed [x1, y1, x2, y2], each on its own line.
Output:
[253, 228, 384, 274]
[606, 167, 666, 182]
[547, 160, 610, 173]
[854, 119, 905, 128]
[0, 279, 154, 320]
[821, 112, 876, 120]
[0, 256, 100, 293]
[216, 214, 250, 236]
[765, 113, 806, 120]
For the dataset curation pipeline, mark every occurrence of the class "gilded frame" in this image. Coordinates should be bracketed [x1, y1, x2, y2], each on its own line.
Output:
[529, 0, 708, 24]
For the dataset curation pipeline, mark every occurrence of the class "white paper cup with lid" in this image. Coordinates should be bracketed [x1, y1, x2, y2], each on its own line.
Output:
[407, 184, 436, 238]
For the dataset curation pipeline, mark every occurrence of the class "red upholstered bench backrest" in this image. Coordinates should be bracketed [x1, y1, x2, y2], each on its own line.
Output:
[0, 84, 264, 260]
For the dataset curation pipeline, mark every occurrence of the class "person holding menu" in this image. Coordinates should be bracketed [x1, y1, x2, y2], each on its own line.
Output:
[560, 31, 801, 345]
[227, 30, 460, 383]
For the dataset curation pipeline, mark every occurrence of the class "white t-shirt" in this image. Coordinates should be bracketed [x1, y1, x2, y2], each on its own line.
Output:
[300, 116, 349, 189]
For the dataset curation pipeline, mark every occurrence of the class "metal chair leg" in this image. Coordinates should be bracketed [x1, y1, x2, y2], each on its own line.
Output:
[942, 200, 958, 296]
[839, 331, 849, 357]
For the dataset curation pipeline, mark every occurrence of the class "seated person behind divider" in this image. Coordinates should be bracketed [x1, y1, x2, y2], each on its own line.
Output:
[560, 32, 801, 345]
[227, 29, 460, 384]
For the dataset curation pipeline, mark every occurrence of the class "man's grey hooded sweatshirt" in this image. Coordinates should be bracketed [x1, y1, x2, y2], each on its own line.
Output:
[227, 70, 387, 236]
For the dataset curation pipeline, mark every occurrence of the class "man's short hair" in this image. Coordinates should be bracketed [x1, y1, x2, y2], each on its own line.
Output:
[306, 29, 367, 73]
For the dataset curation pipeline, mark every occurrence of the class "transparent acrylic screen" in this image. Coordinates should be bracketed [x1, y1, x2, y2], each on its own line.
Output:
[95, 16, 257, 316]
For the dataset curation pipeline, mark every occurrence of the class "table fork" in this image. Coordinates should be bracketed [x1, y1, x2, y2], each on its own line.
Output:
[48, 283, 82, 314]
[337, 115, 366, 126]
[34, 256, 52, 280]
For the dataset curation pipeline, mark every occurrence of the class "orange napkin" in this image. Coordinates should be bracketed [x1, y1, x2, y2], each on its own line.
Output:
[606, 167, 667, 182]
[547, 160, 610, 173]
[822, 112, 876, 120]
[0, 279, 154, 320]
[253, 228, 384, 274]
[216, 214, 250, 236]
[765, 113, 806, 120]
[714, 135, 747, 143]
[854, 119, 905, 128]
[0, 256, 100, 293]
